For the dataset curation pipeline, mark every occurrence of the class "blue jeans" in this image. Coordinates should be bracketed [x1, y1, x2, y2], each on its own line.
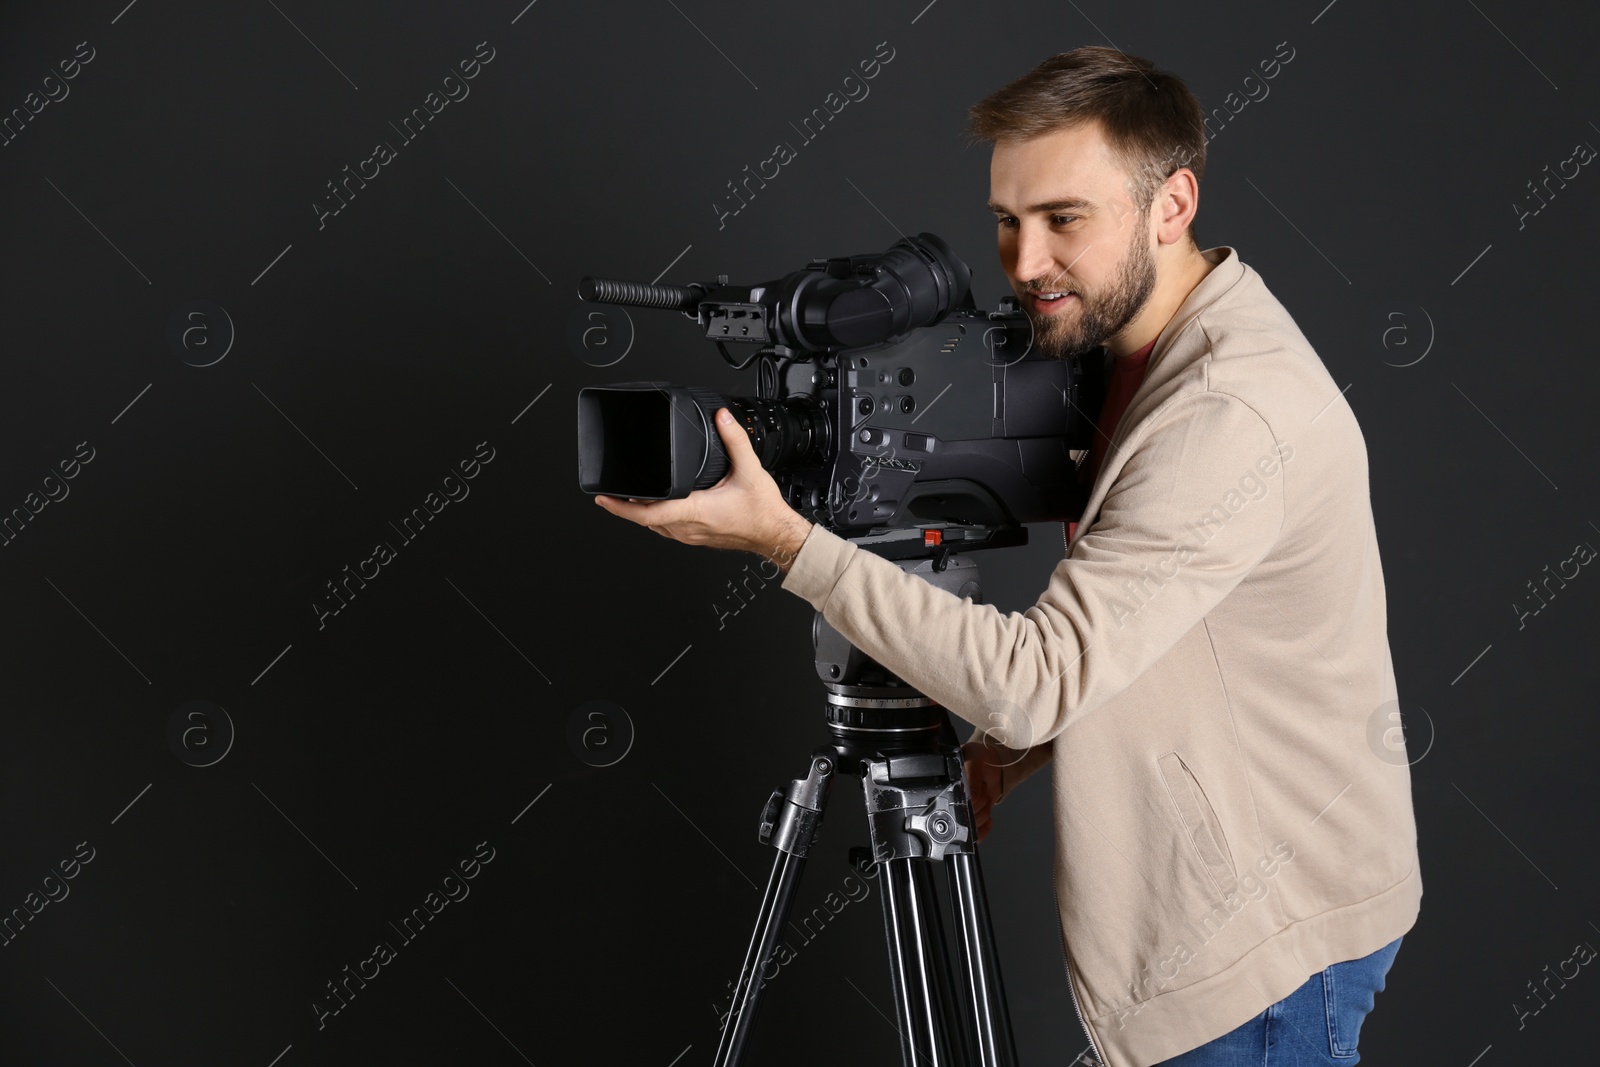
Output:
[1152, 937, 1402, 1066]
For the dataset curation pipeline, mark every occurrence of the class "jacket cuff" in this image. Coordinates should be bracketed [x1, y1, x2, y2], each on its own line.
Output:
[779, 523, 858, 610]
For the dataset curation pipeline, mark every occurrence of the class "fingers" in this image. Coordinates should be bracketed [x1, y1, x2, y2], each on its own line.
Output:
[963, 761, 991, 803]
[963, 753, 999, 845]
[594, 494, 684, 529]
[714, 408, 756, 470]
[964, 758, 993, 842]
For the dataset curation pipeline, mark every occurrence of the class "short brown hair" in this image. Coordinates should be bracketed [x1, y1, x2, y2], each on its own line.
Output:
[967, 46, 1207, 245]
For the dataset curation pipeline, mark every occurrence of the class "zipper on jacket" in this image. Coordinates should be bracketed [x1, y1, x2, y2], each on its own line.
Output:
[1053, 865, 1106, 1066]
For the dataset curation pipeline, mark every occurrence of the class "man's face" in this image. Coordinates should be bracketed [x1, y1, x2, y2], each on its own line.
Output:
[988, 121, 1157, 360]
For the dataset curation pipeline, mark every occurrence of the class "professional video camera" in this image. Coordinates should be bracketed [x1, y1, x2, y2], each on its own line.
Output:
[576, 232, 1099, 543]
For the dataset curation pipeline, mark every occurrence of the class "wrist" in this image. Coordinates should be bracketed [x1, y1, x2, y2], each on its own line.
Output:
[766, 511, 812, 575]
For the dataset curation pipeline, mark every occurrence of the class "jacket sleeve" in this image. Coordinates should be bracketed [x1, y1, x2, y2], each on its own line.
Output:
[779, 390, 1286, 748]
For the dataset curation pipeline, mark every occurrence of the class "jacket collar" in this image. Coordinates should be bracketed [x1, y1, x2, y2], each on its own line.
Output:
[1144, 244, 1242, 387]
[1069, 245, 1246, 547]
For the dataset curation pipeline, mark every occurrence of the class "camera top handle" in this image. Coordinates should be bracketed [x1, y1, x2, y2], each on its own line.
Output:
[577, 232, 973, 368]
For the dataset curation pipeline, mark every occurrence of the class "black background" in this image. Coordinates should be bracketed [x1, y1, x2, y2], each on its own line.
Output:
[1, 1, 1596, 1064]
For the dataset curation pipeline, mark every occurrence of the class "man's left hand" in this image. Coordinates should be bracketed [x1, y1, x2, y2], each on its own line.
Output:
[593, 407, 813, 573]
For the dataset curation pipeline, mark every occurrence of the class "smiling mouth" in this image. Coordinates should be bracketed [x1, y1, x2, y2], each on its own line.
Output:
[1028, 290, 1078, 313]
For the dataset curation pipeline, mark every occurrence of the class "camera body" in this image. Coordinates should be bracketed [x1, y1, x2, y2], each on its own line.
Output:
[576, 233, 1097, 539]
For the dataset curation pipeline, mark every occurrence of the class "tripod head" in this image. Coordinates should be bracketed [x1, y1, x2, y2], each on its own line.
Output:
[814, 525, 1010, 700]
[809, 533, 1002, 812]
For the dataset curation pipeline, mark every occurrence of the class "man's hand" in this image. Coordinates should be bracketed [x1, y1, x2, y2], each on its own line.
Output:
[593, 407, 813, 573]
[960, 739, 1009, 844]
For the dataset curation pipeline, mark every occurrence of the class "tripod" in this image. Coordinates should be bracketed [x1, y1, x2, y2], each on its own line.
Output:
[712, 532, 1023, 1067]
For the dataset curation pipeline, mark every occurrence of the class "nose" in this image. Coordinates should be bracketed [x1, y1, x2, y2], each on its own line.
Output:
[1011, 221, 1056, 287]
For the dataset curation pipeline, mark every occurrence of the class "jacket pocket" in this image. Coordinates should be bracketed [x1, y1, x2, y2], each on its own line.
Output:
[1156, 751, 1239, 900]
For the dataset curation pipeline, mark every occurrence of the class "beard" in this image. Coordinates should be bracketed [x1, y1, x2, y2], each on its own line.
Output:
[1023, 225, 1157, 361]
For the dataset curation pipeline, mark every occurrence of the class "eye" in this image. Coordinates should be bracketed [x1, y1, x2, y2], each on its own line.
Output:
[995, 215, 1017, 230]
[1051, 214, 1079, 226]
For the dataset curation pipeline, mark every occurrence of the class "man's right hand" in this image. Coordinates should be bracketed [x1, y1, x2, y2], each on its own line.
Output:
[960, 740, 1008, 844]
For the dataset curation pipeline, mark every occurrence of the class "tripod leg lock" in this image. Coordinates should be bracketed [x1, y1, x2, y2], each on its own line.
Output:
[757, 753, 835, 856]
[906, 794, 971, 862]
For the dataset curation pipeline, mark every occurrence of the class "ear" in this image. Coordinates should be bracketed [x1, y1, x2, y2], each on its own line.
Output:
[1154, 167, 1199, 246]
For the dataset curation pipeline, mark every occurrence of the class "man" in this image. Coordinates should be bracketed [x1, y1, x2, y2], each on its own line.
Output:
[596, 46, 1420, 1067]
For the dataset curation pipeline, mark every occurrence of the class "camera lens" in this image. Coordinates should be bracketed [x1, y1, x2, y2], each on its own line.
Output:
[578, 385, 833, 499]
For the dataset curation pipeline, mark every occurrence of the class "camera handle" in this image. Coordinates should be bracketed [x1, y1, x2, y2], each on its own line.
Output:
[711, 555, 1020, 1067]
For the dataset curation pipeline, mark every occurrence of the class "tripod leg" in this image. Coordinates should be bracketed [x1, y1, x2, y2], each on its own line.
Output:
[947, 851, 1020, 1067]
[712, 851, 805, 1065]
[861, 711, 1022, 1067]
[875, 856, 949, 1067]
[912, 855, 977, 1066]
[711, 749, 835, 1067]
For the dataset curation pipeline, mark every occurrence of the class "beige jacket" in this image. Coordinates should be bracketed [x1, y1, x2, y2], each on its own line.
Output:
[779, 245, 1422, 1066]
